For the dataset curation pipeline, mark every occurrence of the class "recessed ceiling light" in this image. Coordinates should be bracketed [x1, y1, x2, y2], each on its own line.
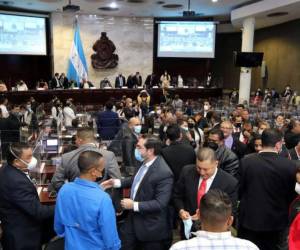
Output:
[110, 2, 117, 8]
[212, 0, 218, 2]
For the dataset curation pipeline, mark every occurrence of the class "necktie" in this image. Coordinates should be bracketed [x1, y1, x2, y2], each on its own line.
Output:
[130, 165, 147, 200]
[197, 178, 207, 208]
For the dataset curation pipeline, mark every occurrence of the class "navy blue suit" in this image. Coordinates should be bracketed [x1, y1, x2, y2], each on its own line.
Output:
[97, 110, 120, 140]
[120, 156, 174, 250]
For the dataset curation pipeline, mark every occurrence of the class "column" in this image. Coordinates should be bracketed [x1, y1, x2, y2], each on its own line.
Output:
[238, 17, 255, 104]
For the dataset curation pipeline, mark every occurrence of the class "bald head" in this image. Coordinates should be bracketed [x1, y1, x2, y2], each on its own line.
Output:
[128, 117, 141, 128]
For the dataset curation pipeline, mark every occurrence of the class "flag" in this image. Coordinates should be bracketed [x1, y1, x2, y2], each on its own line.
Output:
[67, 20, 88, 86]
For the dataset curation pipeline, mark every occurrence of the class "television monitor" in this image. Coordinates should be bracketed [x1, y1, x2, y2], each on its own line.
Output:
[234, 52, 264, 67]
[44, 139, 59, 153]
[0, 13, 47, 55]
[157, 21, 216, 58]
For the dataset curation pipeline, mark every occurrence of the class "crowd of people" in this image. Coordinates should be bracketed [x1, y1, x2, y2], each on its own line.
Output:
[0, 85, 299, 250]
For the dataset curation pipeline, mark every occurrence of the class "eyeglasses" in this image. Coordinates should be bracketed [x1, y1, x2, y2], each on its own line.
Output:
[221, 127, 232, 130]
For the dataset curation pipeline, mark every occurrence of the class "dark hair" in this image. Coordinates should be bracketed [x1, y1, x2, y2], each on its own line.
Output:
[287, 119, 299, 131]
[142, 134, 163, 156]
[0, 96, 7, 105]
[261, 128, 283, 147]
[166, 124, 181, 142]
[200, 189, 232, 227]
[197, 147, 217, 162]
[78, 151, 103, 174]
[76, 127, 95, 141]
[105, 101, 113, 110]
[253, 133, 262, 141]
[209, 128, 225, 141]
[236, 104, 245, 109]
[7, 143, 31, 165]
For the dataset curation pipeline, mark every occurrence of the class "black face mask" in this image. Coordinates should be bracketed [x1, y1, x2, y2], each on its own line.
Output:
[204, 141, 219, 151]
[235, 123, 242, 128]
[188, 123, 194, 129]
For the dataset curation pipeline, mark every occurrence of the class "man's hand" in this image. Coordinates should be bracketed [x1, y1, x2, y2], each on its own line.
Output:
[191, 209, 200, 221]
[121, 199, 134, 210]
[100, 179, 114, 190]
[179, 209, 191, 220]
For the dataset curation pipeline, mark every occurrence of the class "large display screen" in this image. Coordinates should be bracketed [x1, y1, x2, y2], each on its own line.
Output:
[0, 13, 47, 55]
[157, 21, 216, 58]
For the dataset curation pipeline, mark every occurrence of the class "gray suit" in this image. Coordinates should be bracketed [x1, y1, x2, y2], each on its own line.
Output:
[50, 143, 121, 191]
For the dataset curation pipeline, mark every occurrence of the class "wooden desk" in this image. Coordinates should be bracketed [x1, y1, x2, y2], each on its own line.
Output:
[37, 185, 56, 205]
[3, 88, 222, 105]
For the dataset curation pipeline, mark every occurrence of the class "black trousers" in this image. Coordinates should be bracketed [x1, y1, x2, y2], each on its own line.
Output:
[238, 226, 288, 250]
[119, 214, 171, 250]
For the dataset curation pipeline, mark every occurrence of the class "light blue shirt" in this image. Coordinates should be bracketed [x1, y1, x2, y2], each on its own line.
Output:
[54, 178, 121, 250]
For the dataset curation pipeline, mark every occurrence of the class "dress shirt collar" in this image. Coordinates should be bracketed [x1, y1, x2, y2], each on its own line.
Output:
[193, 230, 231, 240]
[74, 177, 100, 189]
[224, 135, 233, 149]
[201, 167, 218, 182]
[80, 142, 98, 148]
[143, 156, 157, 168]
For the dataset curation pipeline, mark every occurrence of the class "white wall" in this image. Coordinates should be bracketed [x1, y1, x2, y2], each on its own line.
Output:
[51, 12, 153, 87]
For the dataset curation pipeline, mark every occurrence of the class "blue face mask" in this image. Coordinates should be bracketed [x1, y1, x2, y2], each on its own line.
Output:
[134, 125, 142, 134]
[134, 148, 144, 162]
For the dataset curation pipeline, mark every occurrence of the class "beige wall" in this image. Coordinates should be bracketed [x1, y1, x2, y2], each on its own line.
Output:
[253, 19, 300, 92]
[51, 13, 153, 87]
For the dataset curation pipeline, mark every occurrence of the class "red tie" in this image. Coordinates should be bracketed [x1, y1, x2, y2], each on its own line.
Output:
[197, 178, 207, 208]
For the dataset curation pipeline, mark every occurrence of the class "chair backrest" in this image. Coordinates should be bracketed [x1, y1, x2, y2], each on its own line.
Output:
[44, 237, 64, 250]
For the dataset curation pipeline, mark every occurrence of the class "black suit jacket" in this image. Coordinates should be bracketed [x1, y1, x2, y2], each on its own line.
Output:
[173, 164, 238, 216]
[161, 141, 196, 182]
[239, 152, 297, 231]
[122, 125, 139, 168]
[115, 75, 126, 88]
[0, 164, 54, 250]
[133, 75, 142, 87]
[121, 156, 174, 241]
[50, 77, 62, 89]
[231, 135, 247, 159]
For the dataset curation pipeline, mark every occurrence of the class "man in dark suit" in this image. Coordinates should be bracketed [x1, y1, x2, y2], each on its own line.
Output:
[144, 73, 156, 89]
[96, 100, 120, 140]
[0, 142, 54, 250]
[50, 72, 62, 89]
[221, 120, 247, 159]
[102, 135, 174, 250]
[132, 72, 143, 87]
[59, 73, 69, 89]
[205, 128, 239, 179]
[127, 74, 135, 89]
[238, 128, 297, 250]
[161, 124, 196, 182]
[115, 73, 126, 88]
[173, 147, 238, 239]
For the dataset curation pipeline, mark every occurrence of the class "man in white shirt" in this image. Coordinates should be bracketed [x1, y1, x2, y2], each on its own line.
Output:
[170, 190, 259, 250]
[63, 102, 76, 127]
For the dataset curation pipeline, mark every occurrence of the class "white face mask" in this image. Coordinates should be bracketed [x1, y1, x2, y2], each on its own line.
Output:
[295, 183, 300, 195]
[19, 156, 38, 171]
[258, 129, 264, 135]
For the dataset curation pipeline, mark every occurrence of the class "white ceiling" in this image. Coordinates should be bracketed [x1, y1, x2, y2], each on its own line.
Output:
[1, 0, 257, 17]
[232, 0, 300, 30]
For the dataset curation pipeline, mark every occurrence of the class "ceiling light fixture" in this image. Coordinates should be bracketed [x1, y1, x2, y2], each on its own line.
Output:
[212, 0, 218, 2]
[110, 2, 117, 8]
